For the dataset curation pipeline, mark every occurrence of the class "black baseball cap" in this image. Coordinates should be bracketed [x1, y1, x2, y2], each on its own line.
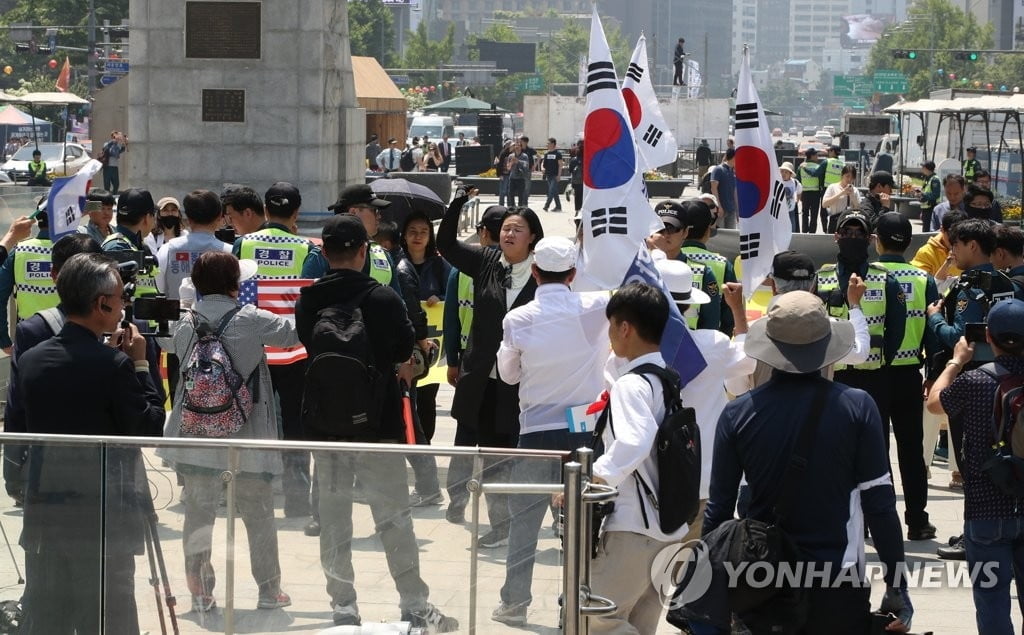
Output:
[836, 210, 871, 232]
[477, 205, 507, 237]
[804, 148, 819, 158]
[322, 214, 369, 250]
[117, 188, 157, 219]
[829, 144, 842, 155]
[868, 171, 895, 189]
[265, 182, 301, 214]
[875, 212, 912, 244]
[655, 201, 686, 230]
[771, 250, 816, 281]
[921, 160, 936, 172]
[327, 184, 390, 213]
[966, 146, 977, 153]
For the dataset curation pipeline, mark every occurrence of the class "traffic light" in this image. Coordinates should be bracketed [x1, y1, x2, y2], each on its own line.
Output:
[893, 49, 918, 59]
[954, 51, 980, 61]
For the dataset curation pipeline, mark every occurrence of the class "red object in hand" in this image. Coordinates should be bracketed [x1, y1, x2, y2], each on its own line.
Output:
[48, 59, 57, 69]
[400, 379, 416, 445]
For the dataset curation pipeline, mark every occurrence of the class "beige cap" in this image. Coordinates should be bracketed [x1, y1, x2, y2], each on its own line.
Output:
[156, 196, 181, 212]
[745, 291, 854, 373]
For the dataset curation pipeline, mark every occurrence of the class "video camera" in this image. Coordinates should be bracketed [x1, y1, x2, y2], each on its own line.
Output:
[107, 251, 181, 337]
[954, 269, 993, 294]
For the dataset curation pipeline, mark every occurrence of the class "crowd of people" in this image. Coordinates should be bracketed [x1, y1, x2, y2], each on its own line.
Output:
[2, 146, 1024, 634]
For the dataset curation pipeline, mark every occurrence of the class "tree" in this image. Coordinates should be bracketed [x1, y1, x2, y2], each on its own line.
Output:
[347, 0, 395, 66]
[865, 0, 994, 99]
[402, 22, 454, 89]
[537, 17, 630, 96]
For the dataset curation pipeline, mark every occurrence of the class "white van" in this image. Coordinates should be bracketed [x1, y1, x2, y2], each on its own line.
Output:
[408, 115, 454, 144]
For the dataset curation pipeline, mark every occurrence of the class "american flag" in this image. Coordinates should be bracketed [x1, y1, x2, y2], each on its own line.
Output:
[239, 278, 314, 365]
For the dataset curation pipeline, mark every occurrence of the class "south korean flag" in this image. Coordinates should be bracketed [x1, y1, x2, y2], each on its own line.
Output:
[734, 47, 791, 299]
[578, 8, 663, 291]
[621, 35, 678, 171]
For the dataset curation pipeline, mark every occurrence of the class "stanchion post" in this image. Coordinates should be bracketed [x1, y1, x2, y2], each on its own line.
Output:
[468, 454, 484, 635]
[223, 447, 240, 635]
[576, 447, 594, 635]
[562, 461, 582, 635]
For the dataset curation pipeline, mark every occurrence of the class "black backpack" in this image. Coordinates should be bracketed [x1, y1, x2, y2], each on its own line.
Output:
[592, 363, 701, 534]
[699, 170, 712, 194]
[300, 288, 384, 439]
[399, 148, 415, 172]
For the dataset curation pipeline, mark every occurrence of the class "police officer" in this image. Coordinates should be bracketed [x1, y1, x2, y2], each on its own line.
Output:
[26, 149, 49, 186]
[233, 183, 321, 524]
[681, 199, 735, 335]
[962, 146, 982, 184]
[918, 161, 941, 233]
[0, 200, 54, 354]
[648, 201, 721, 331]
[102, 188, 160, 300]
[799, 148, 826, 233]
[873, 213, 939, 540]
[823, 144, 845, 189]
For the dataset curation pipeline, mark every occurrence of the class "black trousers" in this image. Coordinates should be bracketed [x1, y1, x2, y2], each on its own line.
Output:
[801, 191, 822, 233]
[270, 361, 312, 517]
[673, 61, 684, 85]
[920, 206, 934, 234]
[834, 366, 930, 528]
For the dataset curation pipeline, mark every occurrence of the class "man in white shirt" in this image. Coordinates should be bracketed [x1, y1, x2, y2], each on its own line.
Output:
[725, 250, 870, 395]
[654, 257, 756, 540]
[376, 137, 401, 172]
[589, 281, 689, 634]
[492, 236, 611, 626]
[155, 189, 232, 299]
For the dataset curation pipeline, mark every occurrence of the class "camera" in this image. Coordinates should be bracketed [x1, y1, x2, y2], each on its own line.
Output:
[108, 250, 158, 286]
[957, 269, 993, 292]
[965, 322, 995, 362]
[214, 227, 236, 245]
[106, 251, 180, 337]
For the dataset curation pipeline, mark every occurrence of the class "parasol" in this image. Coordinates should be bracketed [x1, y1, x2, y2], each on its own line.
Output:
[370, 177, 446, 226]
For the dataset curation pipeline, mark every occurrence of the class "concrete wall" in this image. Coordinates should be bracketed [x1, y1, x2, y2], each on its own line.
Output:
[127, 0, 365, 213]
[90, 76, 130, 183]
[523, 95, 731, 151]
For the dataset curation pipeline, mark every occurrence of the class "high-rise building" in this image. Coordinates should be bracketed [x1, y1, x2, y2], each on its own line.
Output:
[789, 0, 850, 64]
[756, 0, 793, 67]
[732, 0, 758, 76]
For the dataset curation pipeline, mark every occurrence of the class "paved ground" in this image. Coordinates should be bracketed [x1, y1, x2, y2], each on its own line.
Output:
[0, 193, 989, 634]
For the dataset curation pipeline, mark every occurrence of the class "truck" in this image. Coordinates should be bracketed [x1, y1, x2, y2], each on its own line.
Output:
[841, 114, 892, 154]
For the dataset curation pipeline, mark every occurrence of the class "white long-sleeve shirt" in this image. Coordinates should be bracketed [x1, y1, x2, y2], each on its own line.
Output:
[593, 352, 689, 542]
[496, 284, 610, 434]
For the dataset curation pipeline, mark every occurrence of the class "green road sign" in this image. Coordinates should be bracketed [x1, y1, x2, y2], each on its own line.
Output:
[873, 69, 908, 94]
[517, 75, 544, 93]
[834, 75, 874, 98]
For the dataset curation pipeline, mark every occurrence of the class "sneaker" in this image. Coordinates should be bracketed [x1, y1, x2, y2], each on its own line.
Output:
[492, 601, 528, 626]
[410, 490, 444, 507]
[949, 471, 964, 490]
[332, 602, 361, 626]
[934, 445, 949, 459]
[304, 519, 321, 537]
[191, 595, 217, 613]
[907, 522, 937, 541]
[937, 535, 966, 560]
[445, 503, 466, 524]
[478, 529, 509, 549]
[402, 604, 459, 633]
[257, 591, 292, 609]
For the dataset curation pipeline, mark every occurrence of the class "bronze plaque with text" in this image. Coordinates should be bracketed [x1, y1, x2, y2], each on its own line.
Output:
[201, 89, 246, 123]
[185, 2, 261, 59]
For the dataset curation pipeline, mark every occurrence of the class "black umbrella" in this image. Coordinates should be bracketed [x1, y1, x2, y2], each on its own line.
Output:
[370, 177, 446, 225]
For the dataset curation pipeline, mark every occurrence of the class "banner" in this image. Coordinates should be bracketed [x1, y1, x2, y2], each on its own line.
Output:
[421, 301, 450, 386]
[622, 248, 706, 386]
[734, 48, 791, 299]
[622, 35, 677, 170]
[686, 60, 702, 99]
[47, 159, 103, 239]
[578, 8, 663, 290]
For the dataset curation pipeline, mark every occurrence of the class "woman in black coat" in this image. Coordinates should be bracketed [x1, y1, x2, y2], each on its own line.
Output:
[436, 190, 544, 545]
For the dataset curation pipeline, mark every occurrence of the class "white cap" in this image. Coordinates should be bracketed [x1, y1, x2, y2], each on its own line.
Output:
[534, 236, 578, 272]
[654, 258, 711, 305]
[698, 193, 721, 210]
[239, 258, 259, 281]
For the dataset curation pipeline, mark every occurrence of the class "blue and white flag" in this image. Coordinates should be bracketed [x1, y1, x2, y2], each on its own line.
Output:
[622, 35, 677, 171]
[47, 159, 103, 239]
[579, 7, 663, 291]
[622, 247, 706, 386]
[734, 49, 791, 299]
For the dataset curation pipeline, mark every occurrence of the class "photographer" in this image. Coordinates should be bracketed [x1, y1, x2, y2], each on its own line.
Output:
[102, 188, 161, 300]
[101, 130, 127, 195]
[158, 251, 299, 612]
[17, 252, 164, 635]
[927, 299, 1024, 632]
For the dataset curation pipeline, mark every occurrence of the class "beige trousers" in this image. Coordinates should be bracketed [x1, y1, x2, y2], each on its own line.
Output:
[589, 531, 677, 634]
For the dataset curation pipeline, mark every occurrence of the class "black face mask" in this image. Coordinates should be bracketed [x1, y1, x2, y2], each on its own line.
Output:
[159, 215, 180, 230]
[837, 236, 869, 264]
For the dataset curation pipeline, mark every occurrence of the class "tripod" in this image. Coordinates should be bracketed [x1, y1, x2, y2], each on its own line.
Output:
[140, 480, 179, 635]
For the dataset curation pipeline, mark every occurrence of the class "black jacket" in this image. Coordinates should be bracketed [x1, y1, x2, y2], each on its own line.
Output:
[17, 322, 165, 553]
[397, 254, 452, 301]
[859, 193, 890, 227]
[436, 195, 536, 435]
[295, 268, 414, 442]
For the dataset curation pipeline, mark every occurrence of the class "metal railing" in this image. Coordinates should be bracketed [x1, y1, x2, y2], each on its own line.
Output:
[457, 195, 481, 234]
[466, 446, 618, 634]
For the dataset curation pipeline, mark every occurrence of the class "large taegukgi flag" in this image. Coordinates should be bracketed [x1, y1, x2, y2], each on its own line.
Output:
[47, 159, 103, 239]
[579, 7, 662, 291]
[621, 35, 678, 171]
[734, 48, 791, 299]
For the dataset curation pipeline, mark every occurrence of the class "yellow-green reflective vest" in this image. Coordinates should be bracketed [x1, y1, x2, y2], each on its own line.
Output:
[12, 238, 57, 320]
[817, 262, 889, 370]
[799, 162, 822, 192]
[102, 233, 160, 298]
[824, 157, 845, 186]
[876, 261, 929, 367]
[682, 246, 727, 292]
[457, 272, 474, 350]
[675, 254, 710, 329]
[367, 242, 393, 285]
[238, 228, 311, 279]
